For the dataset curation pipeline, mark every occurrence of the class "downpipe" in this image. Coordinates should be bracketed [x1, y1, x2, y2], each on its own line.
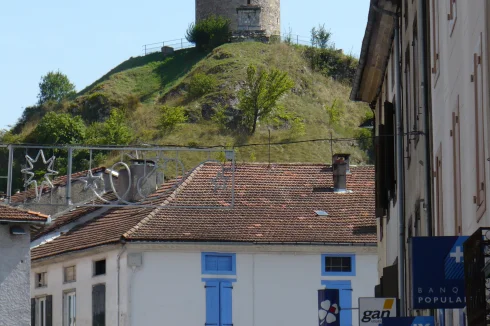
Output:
[418, 0, 433, 237]
[394, 16, 406, 316]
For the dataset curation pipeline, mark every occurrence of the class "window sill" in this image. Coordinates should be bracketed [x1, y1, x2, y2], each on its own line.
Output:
[92, 273, 106, 278]
[63, 280, 76, 284]
[35, 285, 47, 289]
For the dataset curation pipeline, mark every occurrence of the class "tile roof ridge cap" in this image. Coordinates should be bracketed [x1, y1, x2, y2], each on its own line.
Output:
[122, 163, 206, 239]
[0, 203, 50, 219]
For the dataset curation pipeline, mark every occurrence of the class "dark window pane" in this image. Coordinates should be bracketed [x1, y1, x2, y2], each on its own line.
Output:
[94, 260, 106, 276]
[325, 256, 352, 273]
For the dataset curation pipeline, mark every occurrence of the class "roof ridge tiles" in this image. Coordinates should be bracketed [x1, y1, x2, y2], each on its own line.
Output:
[122, 163, 205, 239]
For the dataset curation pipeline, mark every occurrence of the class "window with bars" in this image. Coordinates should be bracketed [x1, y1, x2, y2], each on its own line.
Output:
[321, 254, 356, 276]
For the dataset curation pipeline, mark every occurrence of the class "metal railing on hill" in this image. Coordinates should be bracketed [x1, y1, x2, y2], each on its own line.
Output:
[142, 38, 195, 55]
[141, 33, 340, 56]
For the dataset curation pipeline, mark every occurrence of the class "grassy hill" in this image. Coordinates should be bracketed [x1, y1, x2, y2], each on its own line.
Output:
[7, 42, 372, 165]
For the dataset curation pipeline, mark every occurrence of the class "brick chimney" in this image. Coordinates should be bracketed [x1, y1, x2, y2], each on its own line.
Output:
[333, 154, 349, 192]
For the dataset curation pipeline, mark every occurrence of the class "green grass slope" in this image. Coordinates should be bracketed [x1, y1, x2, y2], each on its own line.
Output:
[70, 42, 372, 164]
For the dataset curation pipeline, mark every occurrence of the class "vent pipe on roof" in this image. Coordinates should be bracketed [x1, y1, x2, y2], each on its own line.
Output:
[332, 154, 348, 192]
[116, 160, 158, 202]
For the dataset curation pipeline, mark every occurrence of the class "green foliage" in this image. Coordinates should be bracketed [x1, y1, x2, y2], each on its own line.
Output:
[30, 112, 86, 144]
[310, 24, 332, 49]
[283, 27, 293, 45]
[355, 128, 374, 162]
[325, 99, 343, 127]
[211, 105, 230, 131]
[158, 105, 188, 132]
[188, 73, 217, 99]
[75, 92, 113, 123]
[86, 109, 133, 145]
[303, 46, 358, 84]
[186, 15, 231, 51]
[239, 65, 295, 134]
[38, 71, 76, 105]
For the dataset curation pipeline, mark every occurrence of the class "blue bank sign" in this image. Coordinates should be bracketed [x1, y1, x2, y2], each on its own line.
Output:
[380, 316, 434, 326]
[412, 236, 468, 309]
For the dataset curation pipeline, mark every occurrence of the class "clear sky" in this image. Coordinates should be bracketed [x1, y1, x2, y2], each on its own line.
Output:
[0, 0, 369, 130]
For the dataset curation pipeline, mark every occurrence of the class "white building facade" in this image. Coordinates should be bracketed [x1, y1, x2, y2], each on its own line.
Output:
[31, 243, 377, 326]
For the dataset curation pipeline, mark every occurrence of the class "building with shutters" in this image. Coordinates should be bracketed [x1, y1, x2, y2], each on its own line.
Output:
[27, 159, 378, 326]
[351, 0, 490, 324]
[0, 205, 49, 326]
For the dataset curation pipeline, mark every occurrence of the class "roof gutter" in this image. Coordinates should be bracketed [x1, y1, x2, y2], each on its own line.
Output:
[0, 216, 51, 225]
[350, 0, 399, 105]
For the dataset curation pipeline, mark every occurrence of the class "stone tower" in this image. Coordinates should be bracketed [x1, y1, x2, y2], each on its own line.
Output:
[195, 0, 280, 37]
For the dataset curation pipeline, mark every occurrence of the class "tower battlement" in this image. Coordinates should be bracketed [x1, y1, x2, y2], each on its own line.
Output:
[195, 0, 280, 37]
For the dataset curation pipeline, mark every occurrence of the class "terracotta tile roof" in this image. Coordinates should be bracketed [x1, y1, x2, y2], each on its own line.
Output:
[31, 163, 376, 261]
[125, 163, 376, 244]
[0, 204, 49, 223]
[31, 193, 117, 241]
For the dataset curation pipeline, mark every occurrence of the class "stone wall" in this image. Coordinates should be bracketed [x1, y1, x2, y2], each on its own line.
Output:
[0, 225, 31, 326]
[196, 0, 280, 36]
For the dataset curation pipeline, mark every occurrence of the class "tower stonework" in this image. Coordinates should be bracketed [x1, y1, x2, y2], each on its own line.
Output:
[195, 0, 280, 37]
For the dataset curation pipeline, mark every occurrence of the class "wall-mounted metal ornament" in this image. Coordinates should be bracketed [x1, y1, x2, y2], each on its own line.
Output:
[20, 150, 59, 201]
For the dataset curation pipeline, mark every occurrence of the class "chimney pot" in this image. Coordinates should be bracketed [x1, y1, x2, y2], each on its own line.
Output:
[332, 153, 349, 192]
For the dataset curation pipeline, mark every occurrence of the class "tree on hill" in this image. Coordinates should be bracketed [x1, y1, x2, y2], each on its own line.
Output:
[186, 15, 231, 51]
[239, 65, 294, 134]
[30, 112, 86, 144]
[37, 71, 76, 105]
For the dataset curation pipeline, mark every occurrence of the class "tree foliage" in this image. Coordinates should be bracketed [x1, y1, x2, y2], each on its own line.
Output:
[37, 71, 76, 105]
[238, 65, 294, 134]
[186, 15, 231, 51]
[30, 112, 86, 144]
[158, 105, 188, 132]
[310, 24, 332, 49]
[86, 109, 133, 145]
[188, 73, 217, 99]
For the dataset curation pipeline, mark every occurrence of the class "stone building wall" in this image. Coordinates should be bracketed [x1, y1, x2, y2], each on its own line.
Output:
[0, 225, 31, 326]
[196, 0, 280, 36]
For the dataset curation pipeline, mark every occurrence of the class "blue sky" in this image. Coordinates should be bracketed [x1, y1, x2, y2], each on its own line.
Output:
[0, 0, 369, 130]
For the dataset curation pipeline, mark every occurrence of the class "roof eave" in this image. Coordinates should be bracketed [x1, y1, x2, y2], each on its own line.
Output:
[350, 0, 400, 105]
[0, 216, 51, 225]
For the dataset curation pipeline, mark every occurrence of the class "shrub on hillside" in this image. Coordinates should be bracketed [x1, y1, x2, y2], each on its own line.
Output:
[29, 111, 86, 144]
[186, 16, 231, 51]
[158, 105, 188, 132]
[303, 46, 357, 84]
[187, 73, 218, 99]
[86, 109, 132, 145]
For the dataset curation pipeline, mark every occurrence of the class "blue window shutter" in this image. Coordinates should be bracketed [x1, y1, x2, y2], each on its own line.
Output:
[217, 256, 232, 272]
[322, 280, 352, 326]
[220, 282, 233, 326]
[205, 255, 218, 272]
[205, 281, 220, 326]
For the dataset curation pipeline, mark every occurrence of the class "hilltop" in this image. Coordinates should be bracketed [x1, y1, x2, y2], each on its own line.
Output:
[5, 42, 372, 164]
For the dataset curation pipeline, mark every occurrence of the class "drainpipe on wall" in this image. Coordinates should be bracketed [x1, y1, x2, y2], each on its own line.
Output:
[394, 13, 406, 317]
[418, 0, 433, 238]
[117, 243, 127, 326]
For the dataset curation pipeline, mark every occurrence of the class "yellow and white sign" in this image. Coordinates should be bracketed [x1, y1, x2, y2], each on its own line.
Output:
[358, 297, 398, 325]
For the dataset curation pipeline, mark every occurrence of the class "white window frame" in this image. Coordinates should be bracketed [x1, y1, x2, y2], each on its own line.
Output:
[36, 296, 47, 326]
[64, 291, 76, 326]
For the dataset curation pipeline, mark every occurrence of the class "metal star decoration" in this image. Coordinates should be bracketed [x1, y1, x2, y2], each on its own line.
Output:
[21, 150, 59, 201]
[211, 169, 229, 191]
[77, 170, 104, 191]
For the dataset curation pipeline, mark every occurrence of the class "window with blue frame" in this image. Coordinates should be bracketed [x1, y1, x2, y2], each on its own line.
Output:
[202, 253, 236, 275]
[321, 254, 356, 276]
[321, 280, 352, 326]
[201, 252, 236, 326]
[205, 280, 233, 326]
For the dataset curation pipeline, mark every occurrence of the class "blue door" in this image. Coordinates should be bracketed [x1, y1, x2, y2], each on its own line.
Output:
[205, 281, 233, 326]
[322, 280, 352, 326]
